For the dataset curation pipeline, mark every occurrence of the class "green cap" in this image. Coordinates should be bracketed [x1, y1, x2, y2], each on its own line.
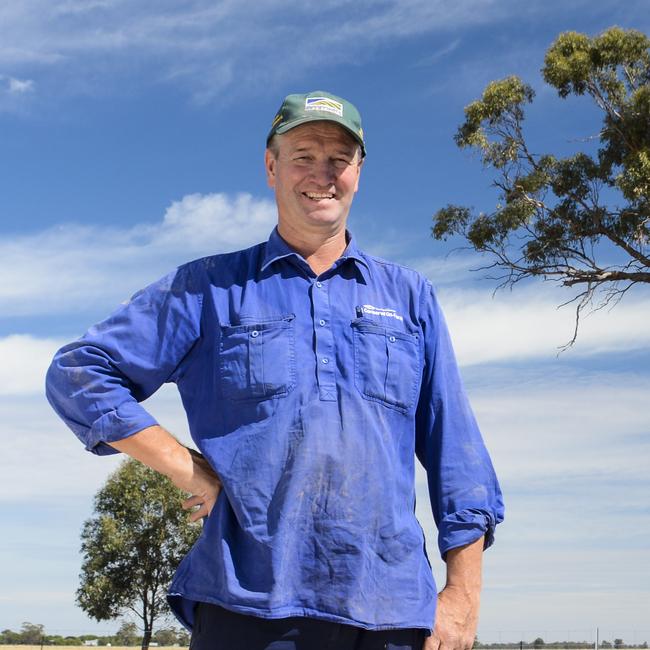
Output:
[267, 90, 366, 157]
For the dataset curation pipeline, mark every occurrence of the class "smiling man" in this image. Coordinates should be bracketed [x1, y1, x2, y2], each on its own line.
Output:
[46, 91, 504, 650]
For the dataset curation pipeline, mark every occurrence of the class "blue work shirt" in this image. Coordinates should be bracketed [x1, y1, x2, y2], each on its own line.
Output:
[46, 227, 504, 632]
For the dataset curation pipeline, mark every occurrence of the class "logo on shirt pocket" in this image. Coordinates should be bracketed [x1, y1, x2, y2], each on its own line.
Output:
[219, 314, 296, 401]
[352, 318, 420, 412]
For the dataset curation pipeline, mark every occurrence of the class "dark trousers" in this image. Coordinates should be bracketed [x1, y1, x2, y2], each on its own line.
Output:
[190, 602, 427, 650]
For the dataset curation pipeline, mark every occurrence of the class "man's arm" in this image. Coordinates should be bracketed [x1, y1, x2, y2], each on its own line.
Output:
[45, 264, 203, 457]
[413, 282, 503, 648]
[108, 425, 221, 522]
[425, 536, 484, 650]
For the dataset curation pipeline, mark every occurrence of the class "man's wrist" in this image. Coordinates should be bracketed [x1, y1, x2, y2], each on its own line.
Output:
[165, 444, 197, 491]
[109, 425, 193, 489]
[444, 536, 484, 593]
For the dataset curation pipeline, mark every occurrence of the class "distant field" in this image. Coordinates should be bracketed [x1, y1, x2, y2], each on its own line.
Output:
[1, 646, 186, 650]
[5, 646, 648, 650]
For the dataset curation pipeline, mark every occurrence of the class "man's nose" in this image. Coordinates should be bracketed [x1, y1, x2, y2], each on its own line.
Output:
[309, 159, 337, 185]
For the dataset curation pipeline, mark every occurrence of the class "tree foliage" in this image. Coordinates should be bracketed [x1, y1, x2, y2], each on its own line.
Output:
[77, 458, 200, 650]
[0, 622, 189, 647]
[18, 623, 44, 645]
[114, 622, 139, 647]
[432, 27, 650, 344]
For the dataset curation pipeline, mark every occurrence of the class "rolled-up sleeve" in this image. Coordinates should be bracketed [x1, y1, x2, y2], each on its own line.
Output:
[45, 263, 203, 455]
[414, 282, 504, 558]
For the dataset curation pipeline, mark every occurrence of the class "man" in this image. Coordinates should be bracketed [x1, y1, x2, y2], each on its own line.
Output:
[46, 90, 504, 650]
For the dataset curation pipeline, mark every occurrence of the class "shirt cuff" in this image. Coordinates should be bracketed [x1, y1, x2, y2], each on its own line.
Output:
[438, 508, 497, 559]
[86, 401, 159, 456]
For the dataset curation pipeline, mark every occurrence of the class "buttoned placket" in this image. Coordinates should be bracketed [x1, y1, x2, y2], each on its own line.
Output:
[311, 276, 337, 401]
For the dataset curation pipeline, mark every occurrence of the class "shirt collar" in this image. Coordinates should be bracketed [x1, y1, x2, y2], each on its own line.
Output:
[261, 226, 371, 279]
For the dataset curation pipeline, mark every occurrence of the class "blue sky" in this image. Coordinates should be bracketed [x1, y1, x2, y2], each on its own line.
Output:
[1, 0, 649, 642]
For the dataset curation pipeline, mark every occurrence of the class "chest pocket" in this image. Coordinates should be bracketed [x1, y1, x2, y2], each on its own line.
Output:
[220, 315, 295, 401]
[352, 318, 420, 412]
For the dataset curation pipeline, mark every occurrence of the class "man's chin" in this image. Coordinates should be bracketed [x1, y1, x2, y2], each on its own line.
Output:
[305, 211, 347, 228]
[299, 203, 343, 220]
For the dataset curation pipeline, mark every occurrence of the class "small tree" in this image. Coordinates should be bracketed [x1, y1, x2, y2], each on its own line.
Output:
[20, 623, 45, 645]
[176, 629, 190, 646]
[534, 638, 546, 649]
[77, 458, 201, 650]
[614, 640, 624, 649]
[152, 628, 178, 646]
[432, 26, 650, 345]
[115, 622, 140, 647]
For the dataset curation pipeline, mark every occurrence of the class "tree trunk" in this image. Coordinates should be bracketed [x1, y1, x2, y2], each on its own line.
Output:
[141, 589, 155, 650]
[141, 627, 152, 650]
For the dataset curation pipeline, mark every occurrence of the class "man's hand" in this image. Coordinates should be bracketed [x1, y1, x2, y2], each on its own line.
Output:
[423, 536, 484, 650]
[108, 425, 222, 521]
[178, 450, 222, 522]
[424, 584, 479, 650]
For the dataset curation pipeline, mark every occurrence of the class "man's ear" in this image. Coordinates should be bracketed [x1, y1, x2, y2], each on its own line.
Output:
[265, 149, 276, 188]
[353, 157, 363, 193]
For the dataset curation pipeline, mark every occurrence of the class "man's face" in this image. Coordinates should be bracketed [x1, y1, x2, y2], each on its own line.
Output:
[265, 121, 363, 235]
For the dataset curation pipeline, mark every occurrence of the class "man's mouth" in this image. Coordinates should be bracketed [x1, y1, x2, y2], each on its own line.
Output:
[303, 192, 335, 201]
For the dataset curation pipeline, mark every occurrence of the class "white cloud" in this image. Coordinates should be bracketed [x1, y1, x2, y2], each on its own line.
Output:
[0, 191, 276, 318]
[2, 328, 649, 635]
[0, 384, 191, 501]
[414, 366, 650, 637]
[468, 368, 650, 483]
[437, 284, 650, 364]
[0, 335, 66, 395]
[0, 590, 72, 603]
[1, 215, 648, 399]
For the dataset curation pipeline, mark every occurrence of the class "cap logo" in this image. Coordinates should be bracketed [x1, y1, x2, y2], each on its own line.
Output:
[305, 97, 343, 117]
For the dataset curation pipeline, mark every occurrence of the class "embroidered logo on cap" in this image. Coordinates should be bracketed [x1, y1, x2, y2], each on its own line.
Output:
[305, 97, 344, 117]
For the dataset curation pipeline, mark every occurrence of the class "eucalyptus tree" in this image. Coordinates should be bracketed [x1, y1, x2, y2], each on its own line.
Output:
[433, 27, 650, 343]
[77, 458, 200, 650]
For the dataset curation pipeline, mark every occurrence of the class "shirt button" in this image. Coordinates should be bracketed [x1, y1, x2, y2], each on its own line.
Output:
[322, 357, 329, 364]
[389, 335, 396, 343]
[251, 330, 259, 338]
[316, 281, 323, 288]
[319, 319, 326, 326]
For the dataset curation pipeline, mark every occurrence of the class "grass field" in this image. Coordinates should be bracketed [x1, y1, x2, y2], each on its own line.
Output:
[5, 645, 648, 650]
[2, 646, 187, 650]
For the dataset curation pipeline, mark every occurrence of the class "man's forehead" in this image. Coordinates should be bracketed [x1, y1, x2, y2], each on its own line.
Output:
[282, 121, 357, 148]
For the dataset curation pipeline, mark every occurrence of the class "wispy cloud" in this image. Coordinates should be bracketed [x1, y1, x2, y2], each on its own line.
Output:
[0, 0, 616, 105]
[0, 74, 34, 93]
[413, 38, 462, 67]
[0, 72, 36, 112]
[0, 192, 276, 318]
